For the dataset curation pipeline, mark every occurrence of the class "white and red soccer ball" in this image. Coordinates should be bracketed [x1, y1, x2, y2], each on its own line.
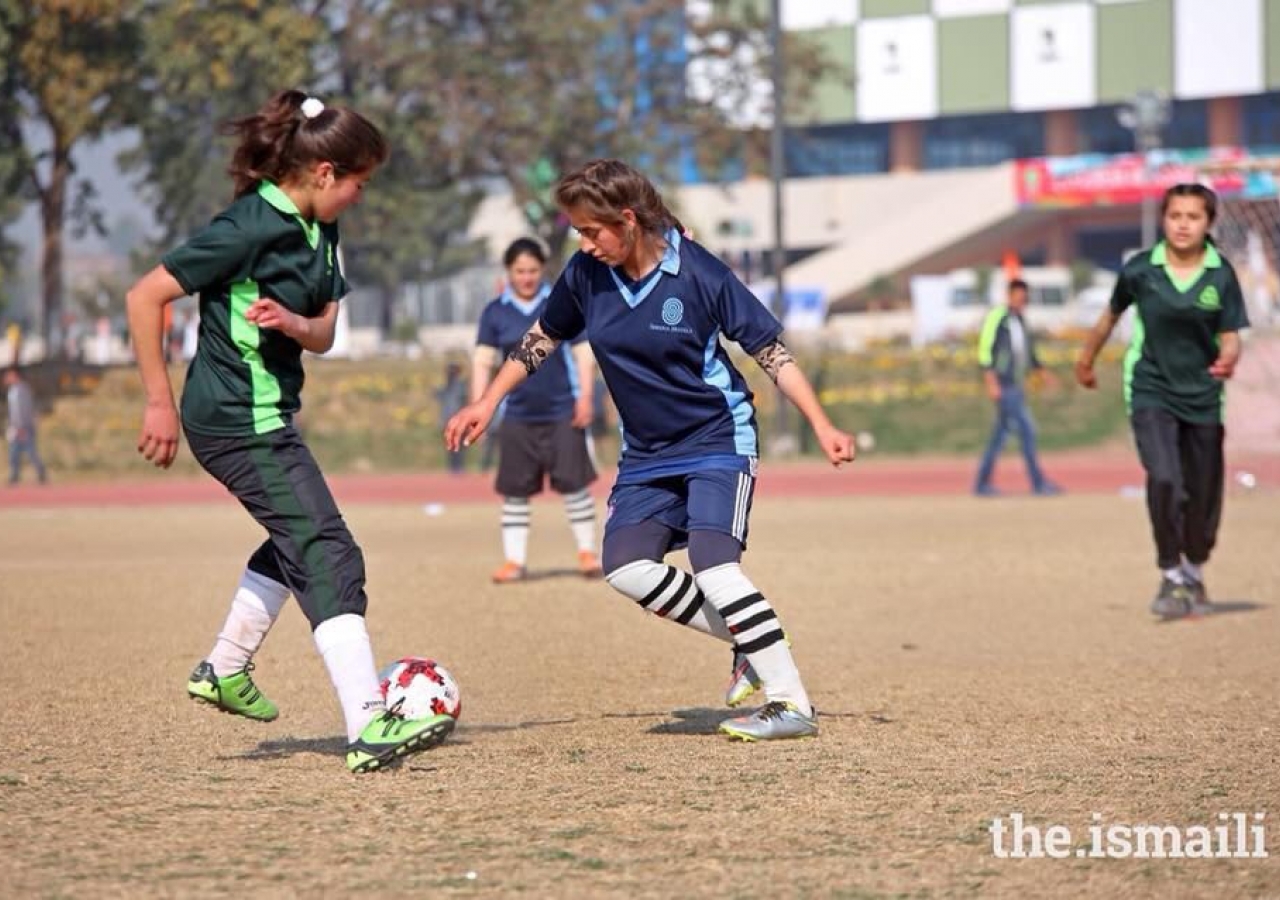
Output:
[378, 657, 462, 721]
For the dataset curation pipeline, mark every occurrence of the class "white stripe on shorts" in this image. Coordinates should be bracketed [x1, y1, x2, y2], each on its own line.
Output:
[731, 473, 751, 542]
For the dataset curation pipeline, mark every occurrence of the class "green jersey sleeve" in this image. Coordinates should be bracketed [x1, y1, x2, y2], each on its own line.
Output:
[1108, 267, 1136, 317]
[161, 215, 255, 295]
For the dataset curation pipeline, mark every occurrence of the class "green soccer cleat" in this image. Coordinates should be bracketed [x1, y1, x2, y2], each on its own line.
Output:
[187, 660, 279, 722]
[346, 711, 455, 773]
[1150, 577, 1191, 620]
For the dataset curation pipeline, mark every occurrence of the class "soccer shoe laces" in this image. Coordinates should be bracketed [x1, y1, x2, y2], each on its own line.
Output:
[755, 701, 790, 720]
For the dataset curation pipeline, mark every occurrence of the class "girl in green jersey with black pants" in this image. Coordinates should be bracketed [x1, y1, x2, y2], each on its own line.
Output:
[1076, 183, 1249, 620]
[126, 90, 452, 771]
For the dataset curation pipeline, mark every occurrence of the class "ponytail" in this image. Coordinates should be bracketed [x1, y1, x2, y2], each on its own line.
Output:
[223, 89, 389, 197]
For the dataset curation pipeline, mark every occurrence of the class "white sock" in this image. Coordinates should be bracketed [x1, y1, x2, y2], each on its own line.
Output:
[695, 564, 812, 716]
[606, 560, 733, 641]
[563, 489, 596, 553]
[501, 497, 530, 565]
[207, 569, 290, 677]
[313, 614, 385, 741]
[1162, 567, 1186, 585]
[1182, 560, 1204, 584]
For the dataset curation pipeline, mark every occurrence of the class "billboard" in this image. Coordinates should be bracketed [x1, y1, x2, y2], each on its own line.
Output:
[1010, 3, 1096, 111]
[1014, 148, 1280, 207]
[1174, 0, 1263, 99]
[856, 16, 938, 122]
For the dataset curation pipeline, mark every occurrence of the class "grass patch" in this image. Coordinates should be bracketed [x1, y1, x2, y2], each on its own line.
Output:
[32, 341, 1129, 480]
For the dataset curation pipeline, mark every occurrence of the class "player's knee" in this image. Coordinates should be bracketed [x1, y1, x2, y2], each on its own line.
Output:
[604, 558, 665, 600]
[1148, 472, 1180, 499]
[693, 562, 756, 599]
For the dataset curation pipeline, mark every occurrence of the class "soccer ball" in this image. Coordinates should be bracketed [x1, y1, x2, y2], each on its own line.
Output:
[378, 657, 462, 721]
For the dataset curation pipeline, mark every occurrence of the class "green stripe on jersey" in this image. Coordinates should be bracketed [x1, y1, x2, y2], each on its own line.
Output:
[1123, 309, 1146, 414]
[230, 279, 285, 434]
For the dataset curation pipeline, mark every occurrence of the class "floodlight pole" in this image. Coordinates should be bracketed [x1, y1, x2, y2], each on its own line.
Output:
[769, 0, 790, 448]
[1119, 91, 1171, 248]
[770, 0, 785, 311]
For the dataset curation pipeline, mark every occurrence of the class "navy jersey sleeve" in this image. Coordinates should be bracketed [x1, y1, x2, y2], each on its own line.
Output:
[1218, 262, 1251, 333]
[539, 256, 586, 342]
[1109, 265, 1138, 317]
[713, 271, 783, 354]
[161, 215, 255, 295]
[476, 302, 501, 348]
[325, 224, 348, 301]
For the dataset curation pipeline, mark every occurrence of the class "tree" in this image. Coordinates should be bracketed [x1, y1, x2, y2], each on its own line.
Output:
[0, 0, 142, 342]
[386, 1, 831, 262]
[0, 12, 27, 321]
[310, 0, 488, 332]
[123, 0, 321, 249]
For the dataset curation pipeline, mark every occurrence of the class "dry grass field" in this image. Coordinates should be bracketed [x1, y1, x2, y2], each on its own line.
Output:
[1, 490, 1277, 897]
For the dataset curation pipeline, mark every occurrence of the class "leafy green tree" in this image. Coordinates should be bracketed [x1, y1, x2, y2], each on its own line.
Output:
[0, 0, 142, 341]
[0, 13, 26, 316]
[122, 0, 320, 249]
[310, 0, 487, 331]
[384, 1, 830, 262]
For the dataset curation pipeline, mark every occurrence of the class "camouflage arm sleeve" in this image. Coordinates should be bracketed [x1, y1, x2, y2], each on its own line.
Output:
[751, 338, 795, 383]
[509, 322, 561, 376]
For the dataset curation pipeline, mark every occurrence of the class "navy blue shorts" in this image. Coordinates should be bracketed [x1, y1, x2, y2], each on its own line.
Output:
[604, 468, 756, 550]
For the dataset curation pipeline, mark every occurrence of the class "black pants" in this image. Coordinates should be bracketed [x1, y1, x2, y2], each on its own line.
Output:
[186, 425, 367, 630]
[1130, 407, 1224, 570]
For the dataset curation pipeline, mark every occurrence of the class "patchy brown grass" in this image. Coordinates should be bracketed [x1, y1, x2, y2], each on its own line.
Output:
[1, 494, 1277, 897]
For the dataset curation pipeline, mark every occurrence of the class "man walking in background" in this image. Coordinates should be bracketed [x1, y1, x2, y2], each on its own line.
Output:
[973, 279, 1061, 497]
[5, 366, 47, 485]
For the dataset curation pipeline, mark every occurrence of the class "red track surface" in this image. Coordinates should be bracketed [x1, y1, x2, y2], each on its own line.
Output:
[4, 451, 1278, 508]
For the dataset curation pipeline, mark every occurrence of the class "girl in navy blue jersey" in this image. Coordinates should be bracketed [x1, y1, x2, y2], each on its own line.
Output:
[447, 159, 854, 741]
[472, 238, 602, 584]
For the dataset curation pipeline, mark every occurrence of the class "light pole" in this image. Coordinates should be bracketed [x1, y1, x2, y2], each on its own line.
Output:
[1117, 90, 1171, 248]
[769, 0, 791, 452]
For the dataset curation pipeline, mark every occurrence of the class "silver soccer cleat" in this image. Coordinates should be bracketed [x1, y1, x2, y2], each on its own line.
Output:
[725, 651, 762, 707]
[719, 701, 818, 741]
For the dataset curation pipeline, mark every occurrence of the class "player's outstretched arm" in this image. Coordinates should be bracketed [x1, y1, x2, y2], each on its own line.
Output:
[751, 339, 855, 467]
[444, 322, 560, 450]
[1075, 309, 1119, 389]
[470, 345, 498, 403]
[125, 265, 187, 468]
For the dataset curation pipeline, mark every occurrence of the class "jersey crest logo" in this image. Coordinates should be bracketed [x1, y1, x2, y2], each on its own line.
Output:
[661, 297, 684, 326]
[1196, 285, 1220, 311]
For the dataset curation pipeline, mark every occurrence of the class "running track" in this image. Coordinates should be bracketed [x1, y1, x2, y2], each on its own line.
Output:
[4, 451, 1278, 508]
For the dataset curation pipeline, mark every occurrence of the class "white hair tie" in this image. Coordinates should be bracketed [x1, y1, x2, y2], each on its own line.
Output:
[300, 97, 325, 119]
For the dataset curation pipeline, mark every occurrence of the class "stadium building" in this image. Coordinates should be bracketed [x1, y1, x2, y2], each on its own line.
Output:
[400, 0, 1280, 348]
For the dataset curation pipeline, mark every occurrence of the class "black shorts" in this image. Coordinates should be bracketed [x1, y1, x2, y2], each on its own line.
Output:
[495, 417, 597, 498]
[186, 424, 367, 630]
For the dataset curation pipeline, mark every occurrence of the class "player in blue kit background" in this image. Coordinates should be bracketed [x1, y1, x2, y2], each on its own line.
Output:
[472, 238, 602, 584]
[446, 159, 855, 741]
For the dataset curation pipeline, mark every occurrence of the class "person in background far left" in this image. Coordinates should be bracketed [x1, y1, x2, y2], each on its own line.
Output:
[5, 366, 48, 485]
